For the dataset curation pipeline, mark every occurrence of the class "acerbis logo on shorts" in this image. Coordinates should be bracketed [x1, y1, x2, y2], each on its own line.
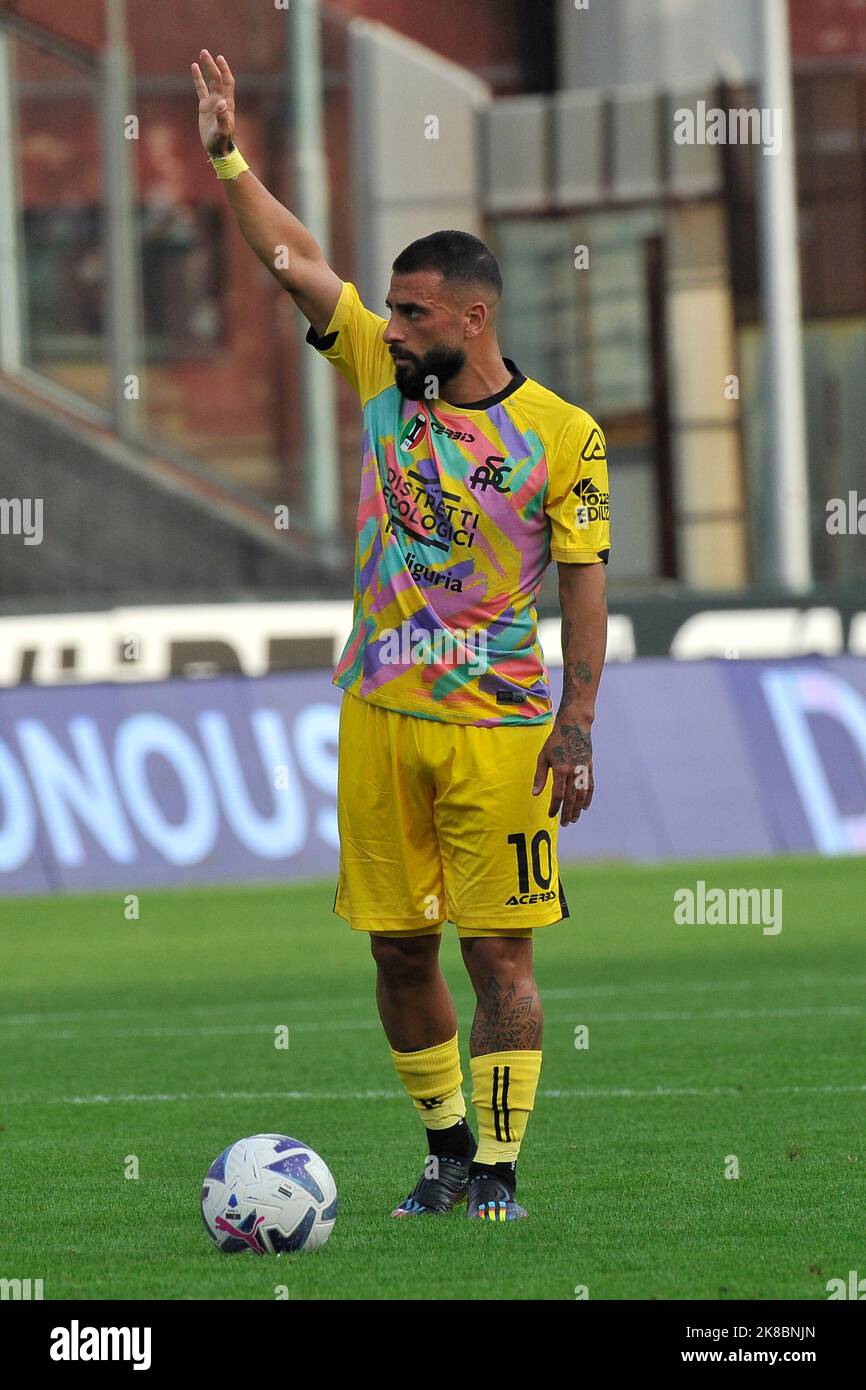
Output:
[505, 891, 557, 906]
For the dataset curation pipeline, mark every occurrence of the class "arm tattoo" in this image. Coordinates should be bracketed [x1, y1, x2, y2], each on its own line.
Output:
[560, 617, 593, 710]
[470, 975, 543, 1053]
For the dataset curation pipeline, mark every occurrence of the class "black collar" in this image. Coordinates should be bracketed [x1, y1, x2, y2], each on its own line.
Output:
[441, 357, 526, 411]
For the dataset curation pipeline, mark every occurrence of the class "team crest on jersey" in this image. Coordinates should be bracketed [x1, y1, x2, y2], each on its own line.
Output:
[468, 455, 511, 494]
[399, 412, 428, 452]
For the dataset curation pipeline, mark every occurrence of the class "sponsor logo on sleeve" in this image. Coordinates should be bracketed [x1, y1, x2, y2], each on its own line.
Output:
[572, 476, 610, 527]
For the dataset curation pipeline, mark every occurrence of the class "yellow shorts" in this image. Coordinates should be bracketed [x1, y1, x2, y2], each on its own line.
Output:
[334, 692, 570, 936]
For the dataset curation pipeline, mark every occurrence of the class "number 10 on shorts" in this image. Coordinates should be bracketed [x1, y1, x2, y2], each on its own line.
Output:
[508, 831, 554, 895]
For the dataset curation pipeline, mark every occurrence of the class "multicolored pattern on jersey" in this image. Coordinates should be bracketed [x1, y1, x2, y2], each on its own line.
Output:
[306, 281, 611, 727]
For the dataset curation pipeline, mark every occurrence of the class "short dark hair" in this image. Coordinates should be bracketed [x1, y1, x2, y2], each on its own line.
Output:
[392, 230, 502, 298]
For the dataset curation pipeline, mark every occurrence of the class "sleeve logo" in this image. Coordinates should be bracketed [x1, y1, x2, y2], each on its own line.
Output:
[572, 476, 610, 527]
[580, 426, 606, 462]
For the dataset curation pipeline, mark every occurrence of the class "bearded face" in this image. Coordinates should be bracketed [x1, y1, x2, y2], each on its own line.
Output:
[391, 342, 468, 401]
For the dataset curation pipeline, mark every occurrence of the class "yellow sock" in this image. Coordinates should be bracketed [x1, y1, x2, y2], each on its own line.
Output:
[470, 1050, 542, 1164]
[389, 1032, 467, 1131]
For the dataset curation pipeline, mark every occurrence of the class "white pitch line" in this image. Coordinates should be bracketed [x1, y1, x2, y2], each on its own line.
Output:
[1, 1081, 861, 1106]
[10, 1002, 862, 1045]
[2, 976, 865, 1029]
[542, 1083, 866, 1098]
[17, 1019, 386, 1042]
[555, 1005, 863, 1023]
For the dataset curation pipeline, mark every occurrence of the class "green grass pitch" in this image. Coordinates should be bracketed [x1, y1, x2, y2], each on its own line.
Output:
[2, 855, 863, 1301]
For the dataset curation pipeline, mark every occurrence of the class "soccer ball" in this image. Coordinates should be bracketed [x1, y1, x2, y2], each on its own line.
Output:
[200, 1133, 338, 1254]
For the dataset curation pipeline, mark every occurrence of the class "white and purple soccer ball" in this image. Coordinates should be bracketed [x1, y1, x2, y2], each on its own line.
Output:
[201, 1134, 338, 1255]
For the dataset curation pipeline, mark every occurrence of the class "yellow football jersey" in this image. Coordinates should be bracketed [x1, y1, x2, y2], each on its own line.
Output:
[307, 280, 611, 726]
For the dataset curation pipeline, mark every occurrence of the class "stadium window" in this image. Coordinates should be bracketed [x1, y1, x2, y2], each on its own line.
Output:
[492, 210, 667, 582]
[23, 202, 225, 363]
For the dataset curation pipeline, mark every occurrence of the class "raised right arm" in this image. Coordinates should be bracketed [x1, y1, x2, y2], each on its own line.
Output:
[191, 49, 342, 337]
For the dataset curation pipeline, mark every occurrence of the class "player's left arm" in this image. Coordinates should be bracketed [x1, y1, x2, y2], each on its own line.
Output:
[532, 561, 607, 826]
[534, 408, 611, 826]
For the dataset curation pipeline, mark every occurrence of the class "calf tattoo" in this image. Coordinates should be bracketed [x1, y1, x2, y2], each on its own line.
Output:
[470, 975, 542, 1052]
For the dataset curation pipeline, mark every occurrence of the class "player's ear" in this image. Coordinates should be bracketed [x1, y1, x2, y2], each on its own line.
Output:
[464, 299, 488, 339]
